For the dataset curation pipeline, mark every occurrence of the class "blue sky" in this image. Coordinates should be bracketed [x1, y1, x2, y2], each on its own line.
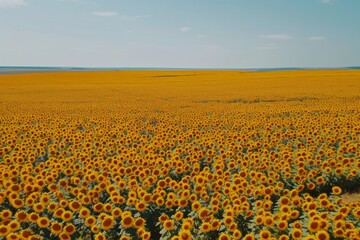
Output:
[1, 0, 359, 68]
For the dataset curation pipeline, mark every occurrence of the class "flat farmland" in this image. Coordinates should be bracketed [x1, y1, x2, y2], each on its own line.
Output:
[0, 70, 360, 240]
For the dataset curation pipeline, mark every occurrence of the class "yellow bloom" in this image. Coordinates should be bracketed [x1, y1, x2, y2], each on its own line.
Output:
[101, 216, 115, 230]
[315, 230, 330, 240]
[200, 222, 212, 233]
[163, 219, 175, 231]
[121, 215, 134, 228]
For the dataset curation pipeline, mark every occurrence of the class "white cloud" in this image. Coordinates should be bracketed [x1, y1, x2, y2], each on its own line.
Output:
[180, 27, 191, 32]
[0, 0, 27, 8]
[257, 43, 279, 50]
[308, 36, 325, 41]
[58, 0, 100, 6]
[118, 14, 151, 21]
[92, 12, 118, 17]
[92, 12, 151, 20]
[259, 34, 293, 40]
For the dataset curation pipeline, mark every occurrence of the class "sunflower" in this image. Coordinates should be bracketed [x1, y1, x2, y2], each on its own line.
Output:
[28, 212, 40, 223]
[37, 217, 50, 228]
[319, 219, 329, 229]
[111, 207, 122, 218]
[263, 201, 272, 210]
[223, 216, 233, 226]
[307, 219, 320, 233]
[218, 233, 231, 240]
[0, 225, 9, 237]
[47, 202, 58, 212]
[255, 200, 263, 208]
[334, 167, 344, 176]
[316, 176, 325, 184]
[198, 207, 209, 220]
[98, 213, 108, 222]
[178, 198, 187, 207]
[59, 231, 71, 240]
[135, 201, 147, 212]
[307, 182, 316, 190]
[163, 219, 175, 231]
[173, 211, 184, 221]
[179, 230, 192, 240]
[333, 228, 344, 238]
[191, 201, 201, 211]
[142, 231, 151, 240]
[134, 217, 145, 229]
[319, 199, 330, 208]
[304, 235, 316, 240]
[29, 234, 43, 240]
[50, 222, 63, 235]
[59, 199, 68, 208]
[280, 205, 291, 214]
[102, 203, 112, 213]
[85, 216, 97, 227]
[308, 202, 318, 211]
[291, 228, 302, 239]
[15, 211, 27, 223]
[101, 216, 115, 230]
[10, 198, 24, 209]
[93, 203, 104, 213]
[263, 216, 275, 227]
[181, 221, 192, 231]
[229, 222, 237, 232]
[243, 233, 255, 240]
[121, 215, 134, 228]
[91, 225, 100, 234]
[137, 227, 146, 238]
[277, 220, 288, 231]
[338, 206, 350, 216]
[79, 207, 90, 218]
[20, 229, 33, 239]
[290, 210, 299, 219]
[40, 193, 50, 205]
[69, 201, 82, 212]
[232, 229, 242, 239]
[156, 197, 165, 206]
[200, 222, 211, 233]
[259, 229, 272, 239]
[6, 232, 20, 240]
[61, 211, 73, 222]
[332, 186, 342, 195]
[64, 223, 76, 235]
[1, 209, 12, 220]
[353, 207, 360, 219]
[82, 196, 91, 205]
[94, 233, 106, 240]
[54, 208, 65, 218]
[315, 230, 330, 240]
[166, 200, 174, 209]
[291, 197, 302, 208]
[255, 215, 263, 225]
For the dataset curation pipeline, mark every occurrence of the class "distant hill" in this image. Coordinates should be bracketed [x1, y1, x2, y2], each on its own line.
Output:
[345, 66, 360, 69]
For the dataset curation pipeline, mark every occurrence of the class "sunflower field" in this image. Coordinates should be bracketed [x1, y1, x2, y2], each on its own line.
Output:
[0, 70, 360, 240]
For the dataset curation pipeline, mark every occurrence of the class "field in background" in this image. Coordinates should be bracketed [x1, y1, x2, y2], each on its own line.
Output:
[0, 70, 360, 239]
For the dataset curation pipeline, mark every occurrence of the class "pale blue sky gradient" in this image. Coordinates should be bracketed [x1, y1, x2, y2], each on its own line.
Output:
[1, 0, 360, 68]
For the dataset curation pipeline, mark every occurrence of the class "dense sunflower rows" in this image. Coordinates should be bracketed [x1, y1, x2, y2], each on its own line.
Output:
[0, 70, 360, 240]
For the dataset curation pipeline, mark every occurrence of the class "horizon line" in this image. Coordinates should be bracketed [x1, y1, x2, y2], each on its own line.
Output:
[1, 65, 360, 70]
